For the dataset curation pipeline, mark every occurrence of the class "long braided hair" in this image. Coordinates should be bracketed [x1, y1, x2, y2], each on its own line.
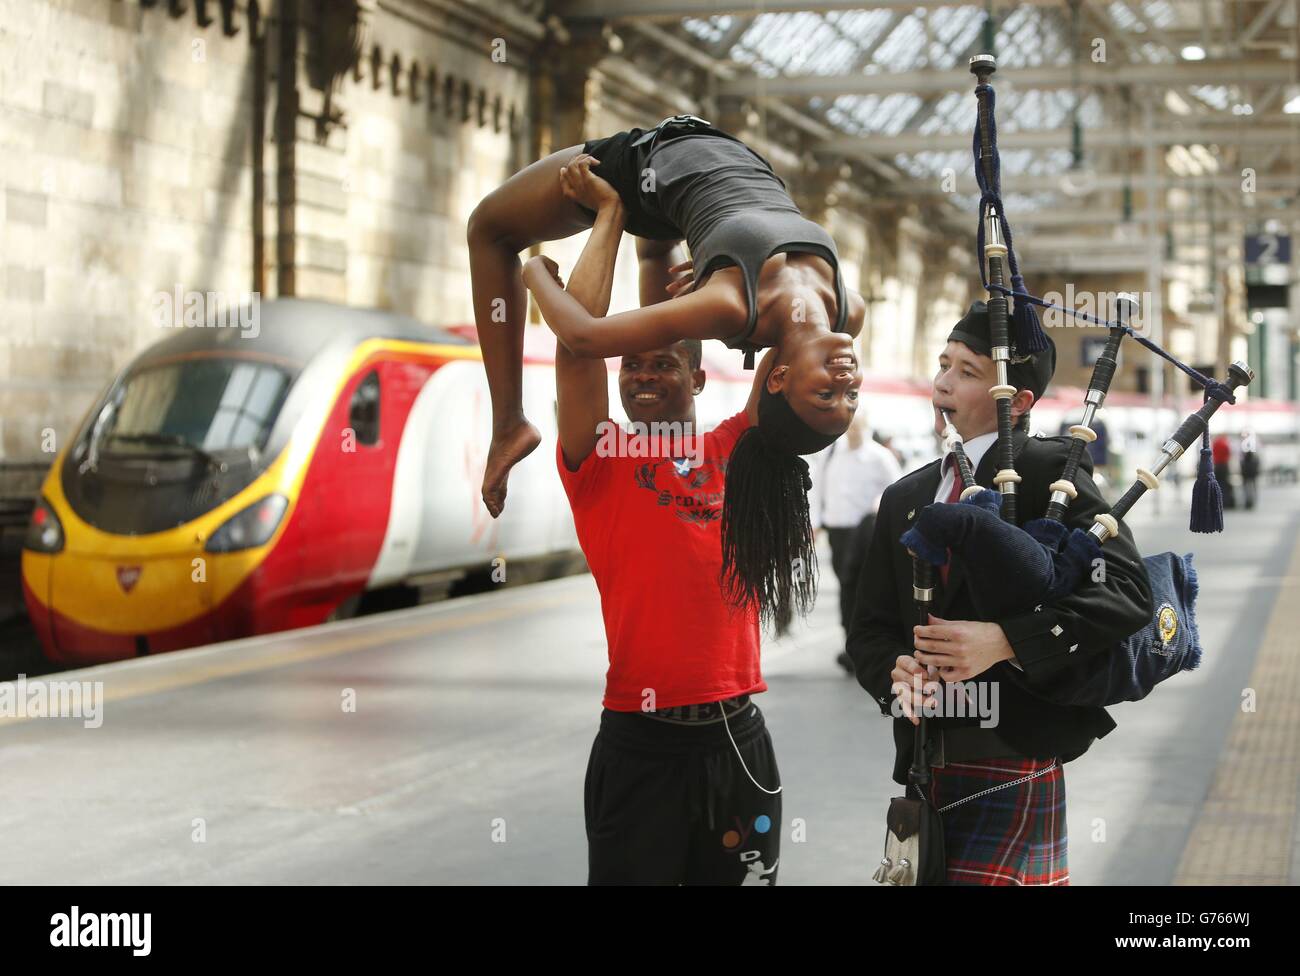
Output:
[720, 385, 838, 636]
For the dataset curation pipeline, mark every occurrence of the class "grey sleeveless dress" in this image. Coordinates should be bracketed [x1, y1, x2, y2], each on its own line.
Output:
[644, 131, 850, 369]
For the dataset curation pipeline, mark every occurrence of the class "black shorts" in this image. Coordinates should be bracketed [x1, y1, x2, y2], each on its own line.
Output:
[579, 129, 684, 240]
[584, 702, 782, 885]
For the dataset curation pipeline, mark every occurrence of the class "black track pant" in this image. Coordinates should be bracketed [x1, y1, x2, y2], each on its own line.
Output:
[585, 703, 782, 885]
[827, 514, 875, 632]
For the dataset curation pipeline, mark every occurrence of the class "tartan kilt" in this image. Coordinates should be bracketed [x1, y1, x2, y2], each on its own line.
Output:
[928, 756, 1068, 886]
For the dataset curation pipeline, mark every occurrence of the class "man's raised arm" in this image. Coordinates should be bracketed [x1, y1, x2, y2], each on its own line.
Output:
[554, 161, 625, 471]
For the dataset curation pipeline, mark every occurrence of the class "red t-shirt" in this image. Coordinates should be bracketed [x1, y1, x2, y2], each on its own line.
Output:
[557, 412, 765, 711]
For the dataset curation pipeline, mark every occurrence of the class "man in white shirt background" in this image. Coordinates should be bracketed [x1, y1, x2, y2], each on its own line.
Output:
[813, 413, 904, 674]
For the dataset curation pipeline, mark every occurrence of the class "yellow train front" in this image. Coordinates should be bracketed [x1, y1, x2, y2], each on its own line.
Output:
[21, 298, 576, 666]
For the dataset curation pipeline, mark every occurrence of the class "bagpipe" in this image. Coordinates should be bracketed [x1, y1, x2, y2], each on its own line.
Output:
[876, 52, 1253, 888]
[900, 53, 1253, 710]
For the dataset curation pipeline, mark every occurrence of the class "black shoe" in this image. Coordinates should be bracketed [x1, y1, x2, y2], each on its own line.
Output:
[836, 651, 855, 675]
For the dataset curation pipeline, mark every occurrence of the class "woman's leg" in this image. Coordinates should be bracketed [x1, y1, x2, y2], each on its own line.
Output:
[467, 144, 593, 517]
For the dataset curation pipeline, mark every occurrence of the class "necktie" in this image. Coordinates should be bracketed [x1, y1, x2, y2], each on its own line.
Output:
[940, 454, 962, 587]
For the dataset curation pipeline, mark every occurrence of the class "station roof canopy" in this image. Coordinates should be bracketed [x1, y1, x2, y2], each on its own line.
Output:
[554, 0, 1300, 270]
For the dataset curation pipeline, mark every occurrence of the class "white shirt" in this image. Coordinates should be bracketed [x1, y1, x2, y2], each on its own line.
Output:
[817, 435, 904, 529]
[934, 430, 997, 504]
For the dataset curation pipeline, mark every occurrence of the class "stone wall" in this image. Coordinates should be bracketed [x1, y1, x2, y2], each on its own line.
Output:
[1, 0, 263, 461]
[0, 0, 967, 473]
[0, 0, 533, 465]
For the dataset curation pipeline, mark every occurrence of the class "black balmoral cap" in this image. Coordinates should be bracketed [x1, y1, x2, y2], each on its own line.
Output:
[946, 300, 1056, 402]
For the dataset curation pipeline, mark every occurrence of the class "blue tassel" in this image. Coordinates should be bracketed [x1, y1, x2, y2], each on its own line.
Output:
[1042, 529, 1103, 602]
[1025, 517, 1069, 551]
[1010, 274, 1049, 353]
[1190, 446, 1224, 533]
[1182, 552, 1202, 671]
[899, 525, 949, 566]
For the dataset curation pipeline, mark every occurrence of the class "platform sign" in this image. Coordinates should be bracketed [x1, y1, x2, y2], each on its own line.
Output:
[1244, 233, 1292, 285]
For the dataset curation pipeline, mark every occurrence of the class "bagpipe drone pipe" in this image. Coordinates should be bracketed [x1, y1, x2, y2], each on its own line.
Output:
[900, 55, 1256, 710]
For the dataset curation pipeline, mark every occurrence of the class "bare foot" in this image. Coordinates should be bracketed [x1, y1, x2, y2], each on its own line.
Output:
[482, 420, 542, 518]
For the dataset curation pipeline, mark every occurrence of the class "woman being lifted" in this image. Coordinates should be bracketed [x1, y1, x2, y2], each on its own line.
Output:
[467, 116, 866, 633]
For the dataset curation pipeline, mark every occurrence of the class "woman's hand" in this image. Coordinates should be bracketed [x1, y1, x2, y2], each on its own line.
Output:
[522, 254, 563, 293]
[664, 259, 696, 298]
[559, 154, 621, 212]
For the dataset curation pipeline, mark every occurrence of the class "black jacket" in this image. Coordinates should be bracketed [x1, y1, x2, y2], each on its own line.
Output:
[847, 428, 1153, 785]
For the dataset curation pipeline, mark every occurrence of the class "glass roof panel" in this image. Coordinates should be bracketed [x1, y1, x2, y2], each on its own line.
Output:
[678, 3, 1216, 209]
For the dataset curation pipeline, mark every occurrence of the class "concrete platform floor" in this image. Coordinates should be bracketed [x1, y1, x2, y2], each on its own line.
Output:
[0, 483, 1296, 884]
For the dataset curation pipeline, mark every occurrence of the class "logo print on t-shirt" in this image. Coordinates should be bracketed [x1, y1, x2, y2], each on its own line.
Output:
[633, 458, 725, 526]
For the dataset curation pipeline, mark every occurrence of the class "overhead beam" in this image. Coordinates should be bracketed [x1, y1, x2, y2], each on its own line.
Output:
[622, 20, 905, 189]
[821, 122, 1298, 155]
[888, 173, 1297, 194]
[1006, 207, 1300, 228]
[1239, 0, 1288, 46]
[557, 0, 1256, 21]
[714, 60, 1295, 99]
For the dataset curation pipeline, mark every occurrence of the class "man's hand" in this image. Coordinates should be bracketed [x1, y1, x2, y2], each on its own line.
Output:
[890, 654, 939, 727]
[522, 254, 563, 293]
[912, 614, 1016, 682]
[559, 154, 621, 212]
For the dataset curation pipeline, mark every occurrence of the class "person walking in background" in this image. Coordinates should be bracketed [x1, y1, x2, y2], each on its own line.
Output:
[814, 413, 902, 675]
[1212, 432, 1236, 510]
[1058, 412, 1111, 486]
[877, 431, 905, 468]
[1240, 429, 1261, 511]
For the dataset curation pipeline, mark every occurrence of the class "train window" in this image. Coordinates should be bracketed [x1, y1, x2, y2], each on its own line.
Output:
[101, 359, 291, 456]
[350, 371, 381, 446]
[207, 363, 291, 450]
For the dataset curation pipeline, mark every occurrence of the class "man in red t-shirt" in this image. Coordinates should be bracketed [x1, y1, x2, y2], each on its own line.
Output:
[545, 155, 780, 885]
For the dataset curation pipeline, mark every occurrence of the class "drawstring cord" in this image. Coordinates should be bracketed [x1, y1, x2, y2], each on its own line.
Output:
[721, 705, 782, 796]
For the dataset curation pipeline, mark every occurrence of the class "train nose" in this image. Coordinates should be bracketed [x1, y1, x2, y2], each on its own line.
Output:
[41, 544, 220, 661]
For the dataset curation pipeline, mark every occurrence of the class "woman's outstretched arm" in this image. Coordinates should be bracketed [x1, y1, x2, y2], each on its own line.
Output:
[524, 256, 746, 358]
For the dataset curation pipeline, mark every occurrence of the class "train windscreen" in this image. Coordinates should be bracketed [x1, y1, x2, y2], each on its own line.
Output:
[102, 359, 291, 457]
[61, 357, 298, 535]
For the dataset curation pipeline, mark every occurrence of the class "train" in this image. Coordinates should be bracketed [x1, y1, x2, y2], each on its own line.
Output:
[22, 299, 597, 665]
[22, 298, 1300, 665]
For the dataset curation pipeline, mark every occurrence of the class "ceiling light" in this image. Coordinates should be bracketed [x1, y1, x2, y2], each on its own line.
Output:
[1181, 45, 1206, 60]
[1059, 166, 1098, 197]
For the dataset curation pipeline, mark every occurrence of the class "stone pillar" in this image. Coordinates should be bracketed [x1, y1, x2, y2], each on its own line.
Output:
[862, 204, 904, 372]
[535, 22, 609, 159]
[269, 0, 367, 301]
[917, 236, 960, 374]
[789, 156, 838, 226]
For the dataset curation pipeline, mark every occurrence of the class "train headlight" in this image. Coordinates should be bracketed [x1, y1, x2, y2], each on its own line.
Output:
[23, 498, 65, 554]
[205, 494, 289, 553]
